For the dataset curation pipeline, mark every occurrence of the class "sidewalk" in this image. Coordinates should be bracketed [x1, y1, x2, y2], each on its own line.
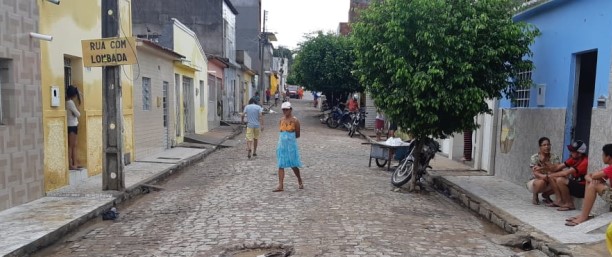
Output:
[427, 157, 610, 256]
[359, 131, 608, 256]
[0, 125, 242, 257]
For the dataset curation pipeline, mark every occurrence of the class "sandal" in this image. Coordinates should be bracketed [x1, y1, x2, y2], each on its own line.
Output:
[565, 221, 580, 226]
[272, 188, 283, 192]
[546, 202, 560, 207]
[557, 206, 576, 211]
[298, 184, 304, 189]
[247, 149, 251, 159]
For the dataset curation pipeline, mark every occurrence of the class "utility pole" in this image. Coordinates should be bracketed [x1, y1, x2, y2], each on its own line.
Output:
[101, 0, 125, 191]
[258, 10, 268, 105]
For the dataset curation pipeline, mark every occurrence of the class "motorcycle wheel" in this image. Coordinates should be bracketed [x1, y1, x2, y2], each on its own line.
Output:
[375, 159, 387, 167]
[391, 159, 414, 187]
[327, 117, 340, 128]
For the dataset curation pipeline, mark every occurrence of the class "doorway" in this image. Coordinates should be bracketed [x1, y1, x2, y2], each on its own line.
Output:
[182, 76, 195, 134]
[565, 50, 597, 156]
[162, 81, 169, 149]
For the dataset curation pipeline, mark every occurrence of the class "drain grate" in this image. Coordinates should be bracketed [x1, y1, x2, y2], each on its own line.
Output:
[219, 243, 294, 257]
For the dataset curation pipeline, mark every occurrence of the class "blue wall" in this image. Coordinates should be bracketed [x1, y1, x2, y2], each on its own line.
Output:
[501, 0, 612, 108]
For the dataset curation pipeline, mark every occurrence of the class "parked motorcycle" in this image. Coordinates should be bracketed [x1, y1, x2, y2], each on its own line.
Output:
[326, 105, 351, 129]
[347, 109, 366, 137]
[320, 109, 331, 124]
[391, 138, 440, 188]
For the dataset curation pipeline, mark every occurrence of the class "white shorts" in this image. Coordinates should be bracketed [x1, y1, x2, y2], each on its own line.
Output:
[526, 179, 552, 193]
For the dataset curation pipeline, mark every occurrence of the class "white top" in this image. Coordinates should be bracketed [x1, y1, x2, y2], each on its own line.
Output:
[66, 99, 80, 127]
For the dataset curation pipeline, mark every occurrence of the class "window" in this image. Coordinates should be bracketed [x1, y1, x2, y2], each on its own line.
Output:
[64, 57, 72, 89]
[0, 58, 10, 125]
[512, 70, 532, 108]
[142, 77, 151, 110]
[199, 80, 205, 107]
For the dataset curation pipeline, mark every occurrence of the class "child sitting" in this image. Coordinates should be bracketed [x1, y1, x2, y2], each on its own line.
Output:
[565, 143, 612, 226]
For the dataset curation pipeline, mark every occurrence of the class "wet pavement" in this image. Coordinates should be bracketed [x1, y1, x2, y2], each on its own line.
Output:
[35, 99, 516, 257]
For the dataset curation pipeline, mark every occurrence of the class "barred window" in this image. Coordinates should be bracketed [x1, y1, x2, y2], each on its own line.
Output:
[142, 77, 151, 110]
[0, 58, 10, 125]
[512, 70, 532, 108]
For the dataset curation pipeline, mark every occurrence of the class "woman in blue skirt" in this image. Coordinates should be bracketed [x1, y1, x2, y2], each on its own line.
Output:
[273, 101, 304, 192]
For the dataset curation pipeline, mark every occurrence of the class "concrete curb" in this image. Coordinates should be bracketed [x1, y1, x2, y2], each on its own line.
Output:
[430, 175, 574, 257]
[6, 128, 244, 257]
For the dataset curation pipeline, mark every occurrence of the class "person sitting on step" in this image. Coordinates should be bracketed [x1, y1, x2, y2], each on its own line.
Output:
[526, 137, 561, 205]
[565, 143, 612, 226]
[547, 140, 589, 211]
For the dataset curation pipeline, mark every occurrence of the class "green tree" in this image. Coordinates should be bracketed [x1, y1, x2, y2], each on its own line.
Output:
[352, 0, 539, 190]
[273, 46, 294, 75]
[292, 32, 362, 104]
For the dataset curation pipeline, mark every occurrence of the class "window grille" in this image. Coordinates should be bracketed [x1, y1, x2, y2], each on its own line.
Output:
[513, 70, 532, 108]
[142, 77, 151, 110]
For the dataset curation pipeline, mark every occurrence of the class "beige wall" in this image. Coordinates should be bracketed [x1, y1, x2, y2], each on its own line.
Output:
[0, 0, 44, 211]
[132, 46, 176, 159]
[39, 0, 134, 191]
[494, 108, 566, 185]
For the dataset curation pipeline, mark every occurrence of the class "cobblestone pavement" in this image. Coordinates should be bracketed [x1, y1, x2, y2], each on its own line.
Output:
[37, 100, 516, 257]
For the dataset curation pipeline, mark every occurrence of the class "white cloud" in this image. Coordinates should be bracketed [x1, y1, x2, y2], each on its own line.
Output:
[261, 0, 350, 50]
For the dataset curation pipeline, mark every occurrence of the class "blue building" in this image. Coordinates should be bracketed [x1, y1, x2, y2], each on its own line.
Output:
[495, 0, 612, 185]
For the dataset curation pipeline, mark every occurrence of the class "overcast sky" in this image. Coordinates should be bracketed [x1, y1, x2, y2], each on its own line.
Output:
[261, 0, 350, 50]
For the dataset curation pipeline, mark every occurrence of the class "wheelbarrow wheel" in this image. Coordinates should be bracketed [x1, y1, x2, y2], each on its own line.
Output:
[375, 159, 387, 167]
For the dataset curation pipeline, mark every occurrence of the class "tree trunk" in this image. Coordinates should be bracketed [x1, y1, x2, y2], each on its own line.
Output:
[408, 140, 425, 192]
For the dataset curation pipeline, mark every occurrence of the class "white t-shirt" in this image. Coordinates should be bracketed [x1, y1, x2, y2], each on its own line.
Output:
[66, 99, 80, 127]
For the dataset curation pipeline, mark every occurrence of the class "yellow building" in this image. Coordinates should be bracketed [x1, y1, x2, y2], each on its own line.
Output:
[270, 73, 279, 97]
[241, 70, 255, 108]
[39, 0, 135, 191]
[167, 18, 209, 143]
[237, 50, 256, 108]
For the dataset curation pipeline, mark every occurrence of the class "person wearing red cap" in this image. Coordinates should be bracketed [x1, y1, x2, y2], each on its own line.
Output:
[547, 140, 588, 211]
[565, 144, 612, 226]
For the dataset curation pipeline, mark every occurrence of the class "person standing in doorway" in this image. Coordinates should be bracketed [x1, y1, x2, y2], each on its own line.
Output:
[274, 101, 303, 192]
[265, 88, 271, 104]
[241, 98, 263, 159]
[66, 85, 81, 170]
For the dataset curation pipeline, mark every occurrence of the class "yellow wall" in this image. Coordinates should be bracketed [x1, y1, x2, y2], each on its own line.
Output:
[172, 21, 209, 135]
[172, 64, 196, 144]
[270, 74, 278, 96]
[243, 72, 253, 106]
[39, 0, 134, 191]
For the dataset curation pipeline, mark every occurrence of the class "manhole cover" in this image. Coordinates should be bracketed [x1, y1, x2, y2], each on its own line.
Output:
[220, 243, 293, 257]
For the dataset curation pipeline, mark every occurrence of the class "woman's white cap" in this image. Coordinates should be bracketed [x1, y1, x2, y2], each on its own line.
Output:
[281, 102, 292, 109]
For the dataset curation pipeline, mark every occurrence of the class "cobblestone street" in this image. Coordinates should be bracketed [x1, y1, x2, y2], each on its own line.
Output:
[37, 100, 516, 257]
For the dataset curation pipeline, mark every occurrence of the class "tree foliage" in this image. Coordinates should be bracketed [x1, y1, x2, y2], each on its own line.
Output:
[352, 0, 540, 139]
[273, 46, 294, 75]
[291, 32, 362, 103]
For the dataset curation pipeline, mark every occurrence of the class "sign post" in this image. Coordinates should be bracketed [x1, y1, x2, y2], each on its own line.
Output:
[100, 0, 124, 191]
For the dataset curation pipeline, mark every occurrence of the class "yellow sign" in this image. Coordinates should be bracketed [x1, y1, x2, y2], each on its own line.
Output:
[81, 37, 137, 67]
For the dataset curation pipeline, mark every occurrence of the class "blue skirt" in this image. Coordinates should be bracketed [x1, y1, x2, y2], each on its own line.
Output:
[277, 131, 302, 168]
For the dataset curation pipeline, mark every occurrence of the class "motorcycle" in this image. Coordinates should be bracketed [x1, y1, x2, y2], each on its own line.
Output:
[320, 109, 331, 124]
[347, 109, 366, 137]
[326, 105, 351, 129]
[391, 138, 440, 188]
